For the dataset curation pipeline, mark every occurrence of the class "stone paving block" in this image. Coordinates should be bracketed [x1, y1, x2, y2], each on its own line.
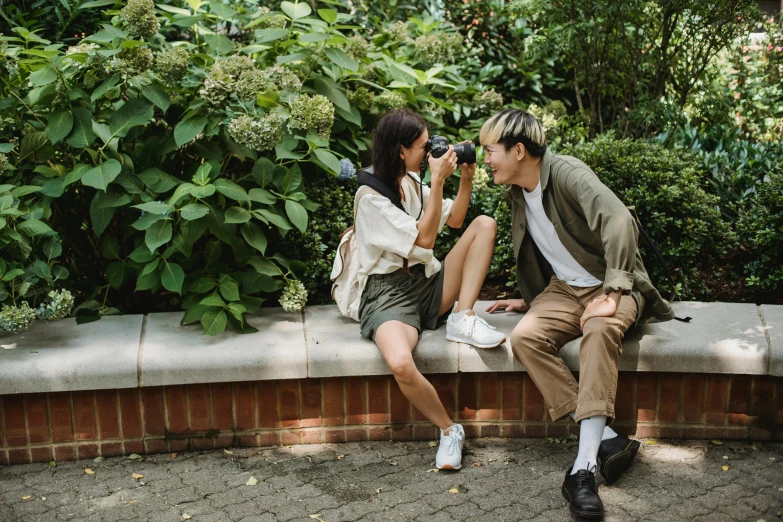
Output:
[0, 315, 143, 394]
[304, 305, 458, 378]
[762, 304, 783, 376]
[458, 301, 768, 375]
[140, 309, 306, 387]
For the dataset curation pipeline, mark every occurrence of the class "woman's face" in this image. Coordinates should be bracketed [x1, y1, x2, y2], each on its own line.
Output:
[399, 129, 429, 175]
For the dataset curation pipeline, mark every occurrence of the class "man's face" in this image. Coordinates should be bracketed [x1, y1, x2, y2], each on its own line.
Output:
[483, 142, 521, 185]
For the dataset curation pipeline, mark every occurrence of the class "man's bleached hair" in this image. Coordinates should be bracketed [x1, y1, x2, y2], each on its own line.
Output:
[479, 109, 547, 158]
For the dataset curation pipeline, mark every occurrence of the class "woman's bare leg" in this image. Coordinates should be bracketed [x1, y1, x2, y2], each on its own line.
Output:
[375, 320, 453, 429]
[439, 215, 497, 316]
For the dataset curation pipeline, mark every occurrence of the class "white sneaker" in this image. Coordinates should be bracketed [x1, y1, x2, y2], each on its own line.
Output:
[436, 424, 465, 470]
[446, 310, 506, 349]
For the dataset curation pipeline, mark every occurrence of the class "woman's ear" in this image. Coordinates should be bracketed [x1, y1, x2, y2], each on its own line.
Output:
[399, 145, 405, 161]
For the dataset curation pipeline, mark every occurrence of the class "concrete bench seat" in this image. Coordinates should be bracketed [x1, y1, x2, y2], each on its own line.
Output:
[0, 301, 780, 395]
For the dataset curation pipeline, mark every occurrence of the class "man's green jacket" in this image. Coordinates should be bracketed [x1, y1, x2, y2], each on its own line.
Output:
[508, 149, 674, 326]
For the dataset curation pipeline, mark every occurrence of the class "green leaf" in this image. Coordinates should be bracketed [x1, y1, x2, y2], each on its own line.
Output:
[280, 1, 311, 19]
[82, 160, 122, 191]
[313, 149, 341, 175]
[19, 132, 53, 163]
[189, 277, 216, 293]
[247, 256, 277, 275]
[133, 201, 174, 215]
[53, 265, 69, 281]
[317, 8, 337, 24]
[129, 245, 155, 263]
[174, 115, 207, 147]
[254, 27, 290, 43]
[201, 309, 227, 336]
[285, 200, 308, 232]
[169, 183, 197, 206]
[141, 258, 160, 276]
[313, 77, 350, 112]
[227, 302, 247, 323]
[141, 84, 171, 113]
[192, 163, 212, 186]
[106, 261, 125, 289]
[180, 203, 209, 220]
[66, 107, 97, 148]
[79, 0, 117, 9]
[240, 222, 267, 254]
[29, 63, 58, 87]
[109, 98, 153, 138]
[131, 212, 165, 231]
[33, 260, 51, 279]
[208, 0, 236, 18]
[90, 193, 116, 236]
[279, 164, 302, 193]
[0, 195, 14, 213]
[46, 111, 74, 144]
[135, 268, 160, 291]
[218, 280, 240, 302]
[248, 188, 276, 205]
[214, 179, 249, 201]
[190, 185, 216, 198]
[145, 220, 172, 253]
[90, 75, 119, 102]
[101, 236, 120, 260]
[324, 48, 358, 72]
[299, 32, 329, 43]
[2, 269, 25, 282]
[161, 261, 185, 294]
[252, 158, 275, 188]
[255, 209, 291, 231]
[224, 206, 251, 224]
[198, 295, 225, 308]
[43, 236, 63, 260]
[17, 219, 54, 237]
[138, 168, 179, 193]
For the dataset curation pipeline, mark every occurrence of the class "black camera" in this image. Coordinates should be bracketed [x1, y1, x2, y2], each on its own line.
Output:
[427, 135, 476, 165]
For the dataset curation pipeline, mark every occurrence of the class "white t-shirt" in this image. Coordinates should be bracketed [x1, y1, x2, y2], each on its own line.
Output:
[523, 182, 602, 287]
[354, 172, 453, 300]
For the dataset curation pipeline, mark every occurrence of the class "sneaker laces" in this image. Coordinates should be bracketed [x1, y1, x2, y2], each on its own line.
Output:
[442, 428, 463, 455]
[466, 315, 498, 337]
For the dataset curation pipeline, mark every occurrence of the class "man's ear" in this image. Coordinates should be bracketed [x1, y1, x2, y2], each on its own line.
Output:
[515, 142, 526, 161]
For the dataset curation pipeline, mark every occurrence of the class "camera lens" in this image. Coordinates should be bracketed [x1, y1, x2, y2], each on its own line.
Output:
[453, 142, 476, 165]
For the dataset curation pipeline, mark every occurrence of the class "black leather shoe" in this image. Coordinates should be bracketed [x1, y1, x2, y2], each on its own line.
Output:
[598, 435, 641, 485]
[561, 467, 604, 519]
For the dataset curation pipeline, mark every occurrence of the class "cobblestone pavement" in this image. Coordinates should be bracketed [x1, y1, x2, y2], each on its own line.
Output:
[1, 438, 782, 522]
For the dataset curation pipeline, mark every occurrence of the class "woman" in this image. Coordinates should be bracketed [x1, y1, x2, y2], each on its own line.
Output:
[354, 109, 504, 470]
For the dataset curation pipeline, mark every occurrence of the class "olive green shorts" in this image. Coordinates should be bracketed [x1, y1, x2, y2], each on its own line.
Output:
[359, 263, 447, 341]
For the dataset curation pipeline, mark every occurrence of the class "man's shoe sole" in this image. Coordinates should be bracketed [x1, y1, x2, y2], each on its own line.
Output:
[445, 334, 506, 349]
[436, 463, 461, 470]
[561, 486, 605, 519]
[600, 439, 641, 485]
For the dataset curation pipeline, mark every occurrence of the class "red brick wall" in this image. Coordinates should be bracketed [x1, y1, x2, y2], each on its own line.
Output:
[1, 372, 781, 465]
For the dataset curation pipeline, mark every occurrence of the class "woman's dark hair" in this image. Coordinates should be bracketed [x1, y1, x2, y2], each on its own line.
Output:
[371, 109, 427, 192]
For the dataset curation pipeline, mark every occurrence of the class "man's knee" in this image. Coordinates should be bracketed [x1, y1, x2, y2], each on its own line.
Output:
[510, 324, 547, 359]
[581, 317, 623, 350]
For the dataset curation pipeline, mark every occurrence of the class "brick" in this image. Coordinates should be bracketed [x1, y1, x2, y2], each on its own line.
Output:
[95, 390, 120, 440]
[502, 374, 524, 421]
[3, 395, 27, 446]
[500, 425, 523, 438]
[751, 376, 775, 418]
[72, 391, 97, 441]
[168, 439, 188, 453]
[25, 394, 50, 445]
[478, 374, 500, 421]
[634, 425, 661, 439]
[301, 379, 322, 428]
[524, 424, 546, 438]
[325, 429, 347, 443]
[278, 380, 301, 428]
[728, 376, 752, 425]
[683, 427, 705, 439]
[682, 375, 705, 423]
[368, 427, 390, 441]
[214, 435, 234, 449]
[233, 382, 256, 431]
[0, 450, 7, 466]
[346, 428, 367, 442]
[257, 381, 278, 429]
[658, 427, 683, 439]
[165, 386, 188, 435]
[636, 374, 657, 422]
[77, 444, 99, 460]
[53, 445, 75, 462]
[480, 425, 500, 438]
[281, 430, 302, 445]
[703, 427, 727, 440]
[191, 437, 213, 451]
[412, 424, 437, 441]
[49, 393, 73, 443]
[523, 376, 546, 421]
[259, 432, 280, 447]
[547, 424, 569, 437]
[100, 442, 123, 457]
[367, 376, 388, 424]
[238, 435, 258, 447]
[30, 447, 52, 463]
[462, 425, 479, 438]
[211, 383, 234, 432]
[749, 427, 773, 441]
[391, 426, 411, 441]
[323, 378, 345, 426]
[725, 426, 749, 440]
[614, 373, 635, 422]
[705, 375, 729, 425]
[658, 374, 681, 423]
[457, 374, 478, 421]
[777, 378, 783, 425]
[139, 386, 166, 439]
[302, 429, 323, 444]
[187, 384, 212, 432]
[145, 439, 167, 454]
[345, 377, 367, 425]
[432, 375, 455, 420]
[389, 381, 410, 423]
[8, 448, 29, 465]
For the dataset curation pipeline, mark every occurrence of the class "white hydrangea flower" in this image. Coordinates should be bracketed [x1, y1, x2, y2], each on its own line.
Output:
[0, 302, 36, 333]
[279, 280, 307, 312]
[35, 289, 75, 321]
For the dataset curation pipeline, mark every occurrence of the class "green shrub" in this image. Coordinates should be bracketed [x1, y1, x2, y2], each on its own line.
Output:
[739, 172, 783, 291]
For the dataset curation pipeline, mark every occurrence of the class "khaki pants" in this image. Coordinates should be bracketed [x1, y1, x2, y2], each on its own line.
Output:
[510, 276, 638, 423]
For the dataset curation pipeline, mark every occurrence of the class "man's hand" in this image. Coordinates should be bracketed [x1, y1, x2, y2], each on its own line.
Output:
[579, 292, 619, 330]
[486, 299, 528, 314]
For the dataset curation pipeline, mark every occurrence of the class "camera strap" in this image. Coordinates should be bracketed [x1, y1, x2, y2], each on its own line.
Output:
[356, 168, 405, 212]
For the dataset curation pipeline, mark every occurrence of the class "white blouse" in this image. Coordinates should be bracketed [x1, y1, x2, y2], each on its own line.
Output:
[354, 172, 454, 300]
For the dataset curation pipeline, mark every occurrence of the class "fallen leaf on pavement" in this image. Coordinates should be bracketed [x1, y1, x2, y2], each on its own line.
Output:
[171, 453, 177, 459]
[224, 450, 234, 455]
[132, 473, 144, 480]
[129, 500, 137, 504]
[49, 462, 56, 468]
[448, 488, 459, 494]
[711, 440, 724, 445]
[246, 476, 258, 486]
[471, 462, 481, 467]
[93, 457, 104, 463]
[128, 454, 142, 460]
[337, 455, 345, 460]
[308, 515, 325, 522]
[21, 496, 31, 500]
[723, 456, 729, 460]
[428, 442, 437, 447]
[182, 515, 191, 520]
[722, 465, 730, 471]
[390, 462, 398, 466]
[376, 488, 382, 494]
[426, 468, 438, 473]
[646, 439, 657, 445]
[41, 497, 46, 501]
[84, 469, 95, 475]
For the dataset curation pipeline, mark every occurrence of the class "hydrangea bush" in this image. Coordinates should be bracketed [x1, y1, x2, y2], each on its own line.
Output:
[0, 1, 503, 334]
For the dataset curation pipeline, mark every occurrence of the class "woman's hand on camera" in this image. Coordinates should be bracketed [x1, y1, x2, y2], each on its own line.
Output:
[428, 146, 457, 184]
[458, 140, 476, 181]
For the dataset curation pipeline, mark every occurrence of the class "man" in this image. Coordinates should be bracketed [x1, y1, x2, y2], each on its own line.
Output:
[482, 109, 673, 519]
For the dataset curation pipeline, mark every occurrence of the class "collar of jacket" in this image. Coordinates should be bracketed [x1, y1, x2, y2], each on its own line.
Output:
[508, 148, 552, 205]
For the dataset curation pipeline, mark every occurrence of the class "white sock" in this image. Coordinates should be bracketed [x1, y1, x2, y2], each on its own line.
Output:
[569, 411, 617, 441]
[571, 415, 606, 474]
